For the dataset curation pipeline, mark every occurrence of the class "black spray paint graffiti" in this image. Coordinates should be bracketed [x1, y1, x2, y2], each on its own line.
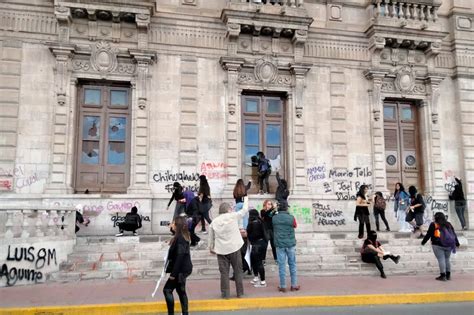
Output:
[0, 246, 57, 286]
[424, 195, 448, 213]
[152, 170, 200, 193]
[313, 202, 346, 226]
[334, 181, 373, 201]
[111, 213, 151, 228]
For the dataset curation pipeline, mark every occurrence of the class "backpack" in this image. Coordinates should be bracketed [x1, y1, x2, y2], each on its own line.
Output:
[375, 195, 386, 210]
[259, 159, 270, 173]
[436, 224, 457, 251]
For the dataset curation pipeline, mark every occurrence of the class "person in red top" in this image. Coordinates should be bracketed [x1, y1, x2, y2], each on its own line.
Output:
[361, 230, 400, 278]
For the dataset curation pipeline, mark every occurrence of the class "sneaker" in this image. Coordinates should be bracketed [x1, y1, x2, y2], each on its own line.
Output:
[254, 281, 267, 288]
[201, 231, 208, 235]
[290, 285, 300, 291]
[115, 233, 123, 237]
[380, 272, 387, 279]
[250, 277, 259, 284]
[133, 232, 138, 236]
[259, 190, 264, 195]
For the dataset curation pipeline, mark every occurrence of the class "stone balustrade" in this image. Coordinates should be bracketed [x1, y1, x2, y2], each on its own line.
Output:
[0, 206, 75, 239]
[372, 0, 440, 23]
[232, 0, 305, 8]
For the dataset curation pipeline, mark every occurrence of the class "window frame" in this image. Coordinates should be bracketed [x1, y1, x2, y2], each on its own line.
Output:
[75, 82, 131, 193]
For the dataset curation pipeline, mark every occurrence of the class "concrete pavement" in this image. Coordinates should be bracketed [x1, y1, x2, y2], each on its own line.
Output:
[0, 274, 473, 314]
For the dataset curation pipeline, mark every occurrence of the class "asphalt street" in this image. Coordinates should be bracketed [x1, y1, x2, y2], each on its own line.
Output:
[193, 302, 474, 315]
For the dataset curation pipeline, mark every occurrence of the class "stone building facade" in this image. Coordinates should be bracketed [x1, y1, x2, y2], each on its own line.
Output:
[0, 0, 473, 236]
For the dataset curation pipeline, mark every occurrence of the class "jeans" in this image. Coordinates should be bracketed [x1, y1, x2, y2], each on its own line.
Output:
[397, 209, 411, 231]
[173, 203, 186, 219]
[163, 277, 188, 315]
[357, 213, 371, 238]
[200, 201, 213, 231]
[432, 244, 452, 274]
[250, 239, 267, 281]
[258, 171, 270, 193]
[276, 246, 297, 288]
[455, 201, 467, 228]
[217, 250, 244, 298]
[374, 208, 390, 231]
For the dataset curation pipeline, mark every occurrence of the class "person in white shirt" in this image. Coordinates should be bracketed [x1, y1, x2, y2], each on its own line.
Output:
[209, 196, 249, 299]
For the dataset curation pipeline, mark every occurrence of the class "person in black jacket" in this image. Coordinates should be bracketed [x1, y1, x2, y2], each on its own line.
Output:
[256, 152, 271, 194]
[275, 171, 289, 210]
[167, 182, 187, 219]
[115, 206, 142, 237]
[186, 195, 202, 247]
[246, 209, 267, 288]
[422, 212, 460, 281]
[198, 175, 212, 233]
[406, 185, 426, 238]
[354, 185, 371, 239]
[449, 177, 467, 230]
[360, 230, 400, 279]
[163, 216, 193, 315]
[260, 199, 277, 262]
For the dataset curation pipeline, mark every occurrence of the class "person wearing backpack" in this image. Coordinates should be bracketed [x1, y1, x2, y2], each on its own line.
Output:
[246, 209, 268, 288]
[393, 183, 411, 232]
[373, 191, 390, 232]
[421, 212, 460, 281]
[449, 177, 467, 230]
[406, 185, 426, 238]
[256, 152, 271, 194]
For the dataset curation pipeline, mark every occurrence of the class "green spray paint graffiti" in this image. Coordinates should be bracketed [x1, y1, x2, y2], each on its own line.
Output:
[248, 203, 313, 224]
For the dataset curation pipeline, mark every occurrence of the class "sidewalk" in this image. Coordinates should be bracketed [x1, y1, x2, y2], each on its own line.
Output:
[1, 274, 474, 314]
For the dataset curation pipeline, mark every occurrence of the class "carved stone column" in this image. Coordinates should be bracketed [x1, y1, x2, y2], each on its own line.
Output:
[128, 50, 156, 194]
[226, 23, 241, 57]
[220, 57, 245, 195]
[289, 63, 311, 195]
[424, 74, 445, 197]
[365, 70, 388, 193]
[45, 43, 76, 194]
[292, 29, 308, 63]
[55, 6, 72, 42]
[368, 36, 386, 68]
[136, 14, 151, 50]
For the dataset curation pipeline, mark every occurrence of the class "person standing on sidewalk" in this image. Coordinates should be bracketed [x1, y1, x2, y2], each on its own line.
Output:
[354, 185, 371, 239]
[360, 230, 400, 279]
[247, 209, 268, 288]
[406, 185, 426, 238]
[449, 177, 467, 230]
[394, 183, 411, 232]
[272, 204, 299, 292]
[208, 197, 249, 299]
[373, 191, 390, 232]
[260, 199, 277, 262]
[421, 212, 460, 281]
[163, 217, 193, 315]
[167, 182, 187, 219]
[233, 179, 251, 229]
[198, 175, 212, 233]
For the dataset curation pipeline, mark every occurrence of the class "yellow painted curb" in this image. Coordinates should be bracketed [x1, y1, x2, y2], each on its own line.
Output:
[1, 291, 473, 315]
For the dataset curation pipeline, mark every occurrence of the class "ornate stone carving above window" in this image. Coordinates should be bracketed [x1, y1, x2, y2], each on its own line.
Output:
[394, 65, 416, 93]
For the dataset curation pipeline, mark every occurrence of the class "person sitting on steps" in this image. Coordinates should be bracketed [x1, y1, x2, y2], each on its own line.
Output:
[115, 206, 142, 237]
[360, 230, 401, 279]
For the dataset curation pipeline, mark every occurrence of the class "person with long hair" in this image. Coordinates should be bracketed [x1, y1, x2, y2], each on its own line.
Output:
[422, 212, 460, 281]
[167, 182, 187, 219]
[373, 191, 390, 232]
[198, 175, 212, 233]
[260, 199, 277, 262]
[361, 230, 400, 279]
[163, 217, 193, 315]
[406, 185, 426, 238]
[256, 152, 271, 194]
[394, 183, 411, 232]
[233, 178, 252, 229]
[354, 185, 371, 239]
[246, 209, 267, 288]
[449, 177, 467, 230]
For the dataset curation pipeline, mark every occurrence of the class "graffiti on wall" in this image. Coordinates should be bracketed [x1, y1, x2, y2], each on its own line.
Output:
[0, 166, 44, 191]
[200, 162, 229, 180]
[313, 202, 346, 226]
[152, 170, 200, 192]
[0, 246, 57, 286]
[111, 213, 151, 228]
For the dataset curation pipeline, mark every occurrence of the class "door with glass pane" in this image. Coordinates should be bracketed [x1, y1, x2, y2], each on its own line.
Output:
[75, 84, 131, 193]
[383, 101, 422, 191]
[242, 95, 285, 194]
